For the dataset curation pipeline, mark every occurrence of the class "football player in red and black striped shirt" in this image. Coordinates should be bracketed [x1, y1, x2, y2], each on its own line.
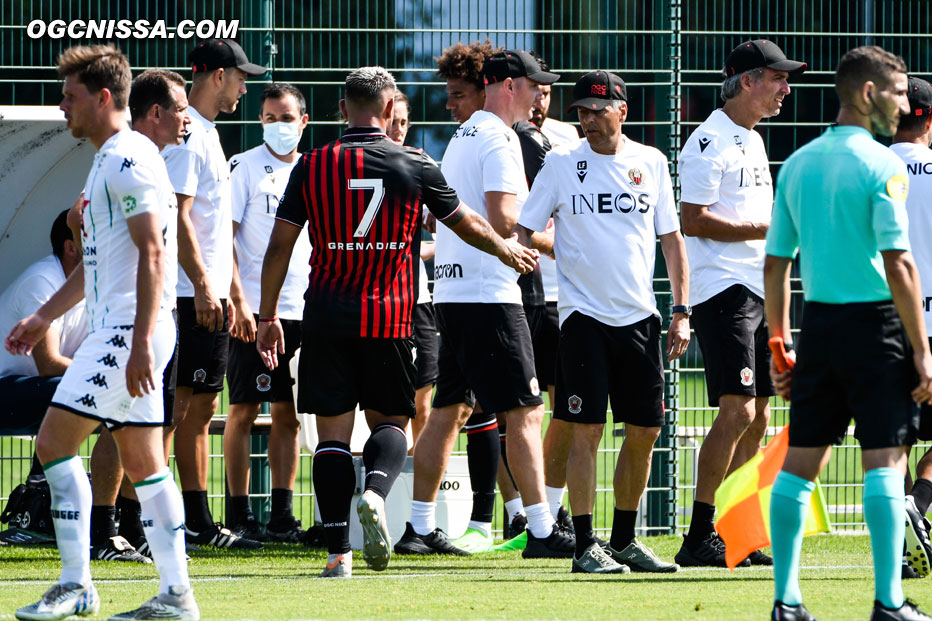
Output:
[256, 66, 538, 577]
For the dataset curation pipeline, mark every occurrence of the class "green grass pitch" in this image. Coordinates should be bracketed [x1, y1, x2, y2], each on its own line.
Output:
[1, 534, 929, 620]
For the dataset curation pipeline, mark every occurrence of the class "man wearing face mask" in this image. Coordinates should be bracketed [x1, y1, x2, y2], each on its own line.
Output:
[224, 83, 312, 543]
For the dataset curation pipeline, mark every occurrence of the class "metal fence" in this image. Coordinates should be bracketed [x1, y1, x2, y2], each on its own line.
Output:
[2, 0, 932, 535]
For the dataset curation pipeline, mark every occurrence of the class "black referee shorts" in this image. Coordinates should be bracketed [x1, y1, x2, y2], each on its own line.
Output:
[553, 312, 665, 427]
[175, 297, 230, 394]
[433, 302, 543, 414]
[919, 337, 932, 441]
[413, 303, 439, 390]
[297, 329, 416, 418]
[691, 284, 775, 407]
[789, 301, 919, 450]
[227, 317, 301, 405]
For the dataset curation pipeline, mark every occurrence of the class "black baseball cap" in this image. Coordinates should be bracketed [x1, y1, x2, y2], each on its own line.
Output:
[723, 40, 806, 77]
[483, 50, 559, 85]
[189, 39, 265, 76]
[907, 76, 932, 116]
[567, 71, 627, 112]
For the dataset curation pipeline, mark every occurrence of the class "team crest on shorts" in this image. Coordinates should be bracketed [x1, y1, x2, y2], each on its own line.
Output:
[739, 367, 754, 386]
[568, 395, 582, 414]
[628, 167, 644, 187]
[256, 374, 272, 392]
[529, 377, 540, 397]
[193, 369, 207, 383]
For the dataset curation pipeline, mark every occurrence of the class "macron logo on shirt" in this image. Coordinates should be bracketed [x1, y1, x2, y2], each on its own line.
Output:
[698, 137, 711, 152]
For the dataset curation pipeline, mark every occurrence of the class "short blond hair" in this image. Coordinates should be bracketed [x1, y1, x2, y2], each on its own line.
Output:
[56, 45, 131, 110]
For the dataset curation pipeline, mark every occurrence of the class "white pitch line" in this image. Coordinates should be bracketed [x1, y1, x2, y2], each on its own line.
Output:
[0, 565, 874, 587]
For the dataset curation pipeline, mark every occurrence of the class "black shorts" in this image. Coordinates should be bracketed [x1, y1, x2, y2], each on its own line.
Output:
[175, 297, 230, 394]
[228, 317, 301, 404]
[298, 330, 416, 418]
[161, 310, 178, 426]
[553, 312, 665, 427]
[789, 301, 919, 450]
[433, 302, 543, 414]
[413, 303, 439, 389]
[0, 375, 61, 435]
[691, 284, 775, 407]
[532, 302, 559, 388]
[922, 336, 932, 441]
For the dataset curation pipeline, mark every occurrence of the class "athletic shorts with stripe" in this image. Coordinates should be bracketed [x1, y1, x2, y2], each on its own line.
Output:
[789, 301, 919, 450]
[553, 312, 665, 427]
[432, 302, 543, 413]
[50, 318, 175, 430]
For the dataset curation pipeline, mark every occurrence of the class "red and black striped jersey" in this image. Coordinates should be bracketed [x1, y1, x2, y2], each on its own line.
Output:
[276, 127, 461, 339]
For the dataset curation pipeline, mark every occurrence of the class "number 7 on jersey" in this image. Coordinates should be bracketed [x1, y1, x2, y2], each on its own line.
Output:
[349, 178, 386, 237]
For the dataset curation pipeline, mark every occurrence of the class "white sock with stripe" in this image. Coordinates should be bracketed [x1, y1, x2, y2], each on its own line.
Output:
[45, 455, 92, 586]
[135, 468, 189, 594]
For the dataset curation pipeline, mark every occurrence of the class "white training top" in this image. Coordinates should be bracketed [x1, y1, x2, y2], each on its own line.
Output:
[434, 110, 528, 304]
[0, 255, 88, 378]
[891, 141, 932, 336]
[229, 144, 312, 321]
[539, 118, 580, 302]
[81, 129, 178, 329]
[417, 257, 431, 305]
[162, 105, 233, 299]
[679, 108, 773, 305]
[519, 138, 679, 328]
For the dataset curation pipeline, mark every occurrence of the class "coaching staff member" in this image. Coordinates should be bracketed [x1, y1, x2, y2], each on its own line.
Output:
[256, 66, 537, 578]
[518, 70, 687, 574]
[677, 39, 805, 567]
[766, 46, 932, 621]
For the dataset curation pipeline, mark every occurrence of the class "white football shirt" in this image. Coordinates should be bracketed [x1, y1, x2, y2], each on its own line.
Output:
[541, 117, 581, 150]
[435, 110, 527, 304]
[417, 257, 431, 305]
[0, 255, 87, 378]
[679, 109, 773, 304]
[81, 129, 178, 329]
[162, 105, 233, 299]
[519, 138, 679, 327]
[229, 144, 312, 321]
[891, 141, 932, 336]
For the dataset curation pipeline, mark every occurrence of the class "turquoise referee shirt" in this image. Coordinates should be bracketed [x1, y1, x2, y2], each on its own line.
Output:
[765, 125, 911, 303]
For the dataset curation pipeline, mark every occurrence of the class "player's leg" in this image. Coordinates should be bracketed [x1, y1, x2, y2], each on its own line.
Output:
[729, 397, 771, 475]
[358, 409, 410, 571]
[265, 399, 302, 541]
[223, 401, 262, 535]
[911, 448, 932, 516]
[542, 417, 573, 528]
[410, 302, 439, 450]
[410, 384, 433, 448]
[87, 430, 147, 562]
[313, 410, 357, 577]
[454, 406, 499, 552]
[109, 425, 197, 621]
[771, 446, 831, 614]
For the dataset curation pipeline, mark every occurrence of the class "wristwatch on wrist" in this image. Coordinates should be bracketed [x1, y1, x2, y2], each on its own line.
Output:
[671, 304, 692, 317]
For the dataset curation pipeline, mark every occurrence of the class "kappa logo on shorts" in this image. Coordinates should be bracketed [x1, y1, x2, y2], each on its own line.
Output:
[740, 367, 754, 386]
[193, 369, 207, 383]
[75, 394, 97, 409]
[568, 395, 582, 414]
[97, 354, 119, 369]
[106, 335, 128, 349]
[529, 377, 541, 397]
[86, 373, 108, 389]
[256, 374, 272, 392]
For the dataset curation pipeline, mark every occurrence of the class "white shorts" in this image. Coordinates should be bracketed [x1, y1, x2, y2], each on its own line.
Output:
[51, 318, 175, 429]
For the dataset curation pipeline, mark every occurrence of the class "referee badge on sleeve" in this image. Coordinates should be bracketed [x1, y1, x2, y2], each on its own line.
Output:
[886, 174, 909, 201]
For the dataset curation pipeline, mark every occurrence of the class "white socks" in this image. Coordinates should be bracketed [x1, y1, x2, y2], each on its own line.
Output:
[545, 486, 566, 518]
[410, 500, 436, 536]
[525, 502, 556, 539]
[135, 469, 189, 594]
[467, 520, 492, 537]
[45, 456, 92, 586]
[504, 498, 525, 520]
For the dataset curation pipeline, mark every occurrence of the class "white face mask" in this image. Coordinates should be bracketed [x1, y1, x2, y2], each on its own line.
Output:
[263, 121, 302, 155]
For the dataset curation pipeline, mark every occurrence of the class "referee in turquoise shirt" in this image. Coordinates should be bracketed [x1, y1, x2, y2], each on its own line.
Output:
[764, 46, 932, 621]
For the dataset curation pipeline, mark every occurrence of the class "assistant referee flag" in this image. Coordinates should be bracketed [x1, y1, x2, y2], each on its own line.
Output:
[714, 426, 831, 569]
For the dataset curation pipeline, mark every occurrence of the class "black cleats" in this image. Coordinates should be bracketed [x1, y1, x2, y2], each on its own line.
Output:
[393, 522, 469, 555]
[870, 599, 932, 621]
[772, 601, 817, 621]
[674, 532, 750, 568]
[522, 523, 575, 559]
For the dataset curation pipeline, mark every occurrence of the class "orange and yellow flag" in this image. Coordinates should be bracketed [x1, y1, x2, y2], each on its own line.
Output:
[714, 426, 831, 569]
